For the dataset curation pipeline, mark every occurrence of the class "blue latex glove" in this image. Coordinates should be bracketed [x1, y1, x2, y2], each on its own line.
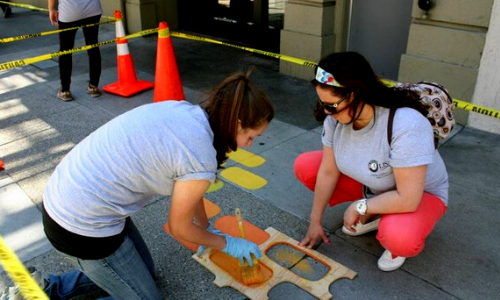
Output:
[197, 223, 227, 255]
[206, 222, 223, 235]
[223, 235, 262, 266]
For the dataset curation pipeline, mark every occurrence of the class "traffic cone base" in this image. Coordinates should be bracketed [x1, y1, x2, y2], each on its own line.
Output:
[104, 10, 153, 98]
[103, 79, 154, 97]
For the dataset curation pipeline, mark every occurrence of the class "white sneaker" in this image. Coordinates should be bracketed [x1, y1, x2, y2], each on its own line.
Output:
[1, 285, 22, 300]
[342, 217, 380, 236]
[0, 267, 47, 300]
[377, 250, 406, 271]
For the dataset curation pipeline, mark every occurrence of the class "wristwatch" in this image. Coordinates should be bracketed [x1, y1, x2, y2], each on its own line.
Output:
[355, 199, 368, 215]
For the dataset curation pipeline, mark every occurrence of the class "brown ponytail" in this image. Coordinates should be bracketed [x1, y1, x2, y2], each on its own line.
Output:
[204, 68, 274, 167]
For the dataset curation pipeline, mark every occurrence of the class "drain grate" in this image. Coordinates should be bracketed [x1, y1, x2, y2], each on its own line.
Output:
[31, 59, 58, 69]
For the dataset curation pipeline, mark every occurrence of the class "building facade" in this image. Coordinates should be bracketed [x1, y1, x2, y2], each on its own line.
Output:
[18, 0, 500, 133]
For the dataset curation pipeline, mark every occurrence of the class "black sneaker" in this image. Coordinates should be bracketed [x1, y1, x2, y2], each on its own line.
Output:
[3, 6, 12, 18]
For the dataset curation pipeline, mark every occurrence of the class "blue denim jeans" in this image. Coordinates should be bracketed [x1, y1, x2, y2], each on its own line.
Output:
[45, 219, 161, 300]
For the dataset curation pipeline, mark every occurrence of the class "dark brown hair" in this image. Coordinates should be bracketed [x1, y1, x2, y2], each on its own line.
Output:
[312, 52, 427, 123]
[204, 68, 274, 167]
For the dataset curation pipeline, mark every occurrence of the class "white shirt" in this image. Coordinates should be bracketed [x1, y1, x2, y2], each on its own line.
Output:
[322, 106, 449, 205]
[58, 0, 102, 22]
[43, 101, 218, 237]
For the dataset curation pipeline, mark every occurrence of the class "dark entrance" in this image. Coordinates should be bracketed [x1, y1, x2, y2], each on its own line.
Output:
[348, 0, 413, 80]
[178, 0, 283, 52]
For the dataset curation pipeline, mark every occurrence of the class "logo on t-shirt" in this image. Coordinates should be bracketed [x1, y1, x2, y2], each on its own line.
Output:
[368, 160, 390, 173]
[368, 160, 379, 172]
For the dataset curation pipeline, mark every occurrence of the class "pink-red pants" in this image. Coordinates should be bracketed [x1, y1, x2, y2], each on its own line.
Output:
[294, 150, 447, 257]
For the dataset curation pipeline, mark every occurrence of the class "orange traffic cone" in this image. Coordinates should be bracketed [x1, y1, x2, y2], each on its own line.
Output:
[153, 21, 185, 102]
[0, 160, 4, 170]
[103, 10, 153, 97]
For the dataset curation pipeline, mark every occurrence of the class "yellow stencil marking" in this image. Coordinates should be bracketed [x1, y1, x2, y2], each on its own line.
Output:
[228, 148, 266, 168]
[207, 179, 224, 193]
[220, 167, 267, 190]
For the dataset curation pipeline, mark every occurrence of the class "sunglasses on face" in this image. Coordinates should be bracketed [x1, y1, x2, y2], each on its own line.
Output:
[317, 93, 350, 114]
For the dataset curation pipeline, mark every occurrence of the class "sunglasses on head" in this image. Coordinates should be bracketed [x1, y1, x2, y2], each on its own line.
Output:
[317, 93, 350, 114]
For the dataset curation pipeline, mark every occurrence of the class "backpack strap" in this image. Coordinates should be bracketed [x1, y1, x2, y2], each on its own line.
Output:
[387, 108, 396, 146]
[387, 107, 439, 149]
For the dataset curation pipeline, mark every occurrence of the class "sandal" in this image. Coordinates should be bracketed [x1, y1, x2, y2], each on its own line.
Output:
[342, 217, 380, 236]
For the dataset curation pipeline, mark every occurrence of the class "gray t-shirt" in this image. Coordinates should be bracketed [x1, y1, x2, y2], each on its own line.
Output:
[58, 0, 102, 22]
[322, 106, 449, 205]
[43, 101, 217, 237]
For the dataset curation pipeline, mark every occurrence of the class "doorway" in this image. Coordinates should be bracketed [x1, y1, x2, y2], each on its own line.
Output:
[348, 0, 413, 80]
[178, 0, 286, 52]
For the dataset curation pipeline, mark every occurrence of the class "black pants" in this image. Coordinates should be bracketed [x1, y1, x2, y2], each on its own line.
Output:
[0, 0, 10, 10]
[58, 15, 102, 91]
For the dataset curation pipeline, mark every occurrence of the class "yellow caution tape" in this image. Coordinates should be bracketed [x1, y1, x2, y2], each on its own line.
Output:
[159, 27, 170, 38]
[0, 20, 116, 44]
[382, 79, 500, 119]
[0, 27, 158, 71]
[0, 14, 497, 119]
[170, 32, 317, 67]
[0, 39, 116, 71]
[0, 0, 114, 19]
[454, 101, 500, 119]
[0, 235, 48, 299]
[170, 32, 500, 119]
[0, 0, 48, 13]
[122, 27, 159, 40]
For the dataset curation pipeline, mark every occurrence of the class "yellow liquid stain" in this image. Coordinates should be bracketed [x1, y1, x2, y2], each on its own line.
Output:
[271, 243, 306, 268]
[210, 250, 273, 286]
[228, 148, 266, 168]
[220, 167, 267, 190]
[265, 242, 330, 280]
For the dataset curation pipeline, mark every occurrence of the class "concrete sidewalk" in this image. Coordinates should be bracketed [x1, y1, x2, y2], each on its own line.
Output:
[1, 7, 500, 299]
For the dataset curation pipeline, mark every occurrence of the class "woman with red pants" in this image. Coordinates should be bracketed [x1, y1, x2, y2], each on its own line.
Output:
[295, 52, 449, 271]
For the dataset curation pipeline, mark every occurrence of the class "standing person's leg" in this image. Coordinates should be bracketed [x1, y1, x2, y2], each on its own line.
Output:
[294, 150, 364, 206]
[81, 14, 102, 96]
[57, 20, 78, 100]
[1, 0, 12, 18]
